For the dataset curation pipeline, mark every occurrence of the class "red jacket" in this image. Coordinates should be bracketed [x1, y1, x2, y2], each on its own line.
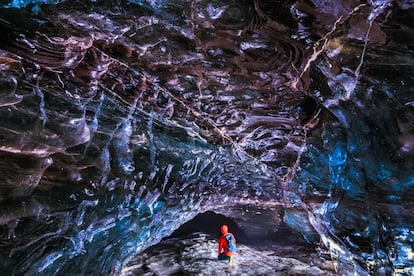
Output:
[218, 225, 236, 256]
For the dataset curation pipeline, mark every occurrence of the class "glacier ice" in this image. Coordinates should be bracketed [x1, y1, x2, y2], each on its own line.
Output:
[0, 0, 413, 274]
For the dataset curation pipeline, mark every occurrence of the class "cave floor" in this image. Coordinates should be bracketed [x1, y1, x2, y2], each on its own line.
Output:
[121, 233, 336, 276]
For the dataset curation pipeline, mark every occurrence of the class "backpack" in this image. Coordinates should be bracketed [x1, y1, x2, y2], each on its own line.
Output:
[225, 234, 236, 252]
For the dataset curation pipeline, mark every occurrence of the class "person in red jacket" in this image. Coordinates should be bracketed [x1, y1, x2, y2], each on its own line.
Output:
[218, 224, 236, 264]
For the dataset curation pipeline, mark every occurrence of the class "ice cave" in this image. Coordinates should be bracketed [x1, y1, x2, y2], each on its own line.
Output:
[0, 0, 413, 275]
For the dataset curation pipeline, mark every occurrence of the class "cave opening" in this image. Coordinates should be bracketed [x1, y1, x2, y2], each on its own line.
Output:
[167, 210, 313, 252]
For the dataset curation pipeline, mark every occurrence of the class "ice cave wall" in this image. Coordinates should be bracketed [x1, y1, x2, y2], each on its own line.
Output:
[0, 0, 413, 275]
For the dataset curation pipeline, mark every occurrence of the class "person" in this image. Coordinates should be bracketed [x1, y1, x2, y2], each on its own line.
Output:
[217, 224, 236, 264]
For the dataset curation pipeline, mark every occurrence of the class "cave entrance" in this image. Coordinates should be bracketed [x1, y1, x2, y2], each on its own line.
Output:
[167, 210, 311, 250]
[167, 211, 247, 242]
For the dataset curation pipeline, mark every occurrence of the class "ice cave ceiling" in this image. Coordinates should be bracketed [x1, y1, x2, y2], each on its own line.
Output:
[0, 0, 413, 275]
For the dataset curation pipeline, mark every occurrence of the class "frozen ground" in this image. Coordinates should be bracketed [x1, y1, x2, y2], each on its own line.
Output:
[121, 233, 335, 276]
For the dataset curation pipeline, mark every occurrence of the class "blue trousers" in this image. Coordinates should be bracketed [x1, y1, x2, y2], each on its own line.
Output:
[218, 253, 232, 263]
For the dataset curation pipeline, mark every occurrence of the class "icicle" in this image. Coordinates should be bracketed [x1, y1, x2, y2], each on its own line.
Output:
[100, 147, 111, 185]
[35, 86, 47, 126]
[87, 93, 105, 145]
[147, 111, 155, 167]
[117, 97, 139, 174]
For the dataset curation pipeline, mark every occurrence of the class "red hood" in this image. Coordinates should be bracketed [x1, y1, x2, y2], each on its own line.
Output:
[220, 225, 228, 234]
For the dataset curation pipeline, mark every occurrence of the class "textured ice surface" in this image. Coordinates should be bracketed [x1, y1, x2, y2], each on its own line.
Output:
[0, 0, 413, 274]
